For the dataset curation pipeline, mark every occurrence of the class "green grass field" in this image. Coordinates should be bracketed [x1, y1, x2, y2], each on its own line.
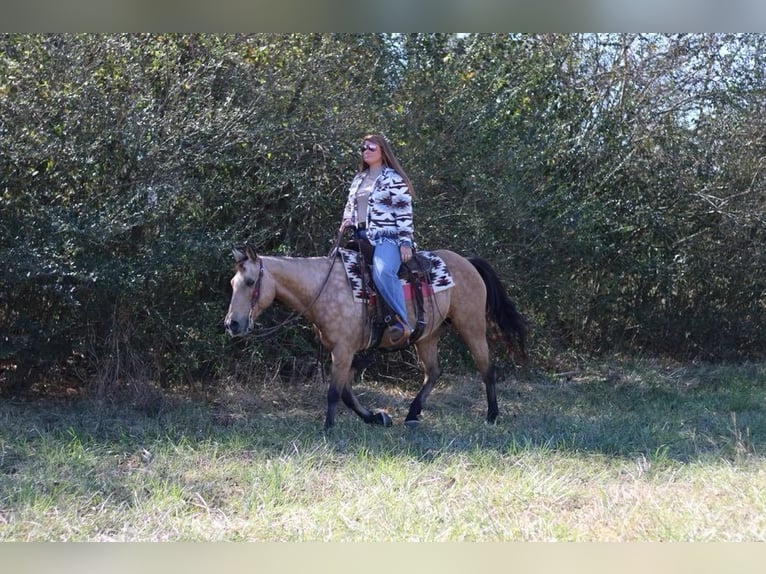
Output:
[2, 358, 765, 541]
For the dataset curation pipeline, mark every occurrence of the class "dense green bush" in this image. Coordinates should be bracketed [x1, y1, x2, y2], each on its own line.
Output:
[2, 33, 766, 395]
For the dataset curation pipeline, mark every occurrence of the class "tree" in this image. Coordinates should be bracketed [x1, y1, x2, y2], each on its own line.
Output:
[3, 33, 766, 397]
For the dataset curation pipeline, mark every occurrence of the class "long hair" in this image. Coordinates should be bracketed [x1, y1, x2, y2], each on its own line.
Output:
[358, 133, 415, 197]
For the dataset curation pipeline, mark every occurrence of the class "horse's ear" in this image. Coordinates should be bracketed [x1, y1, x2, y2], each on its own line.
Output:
[245, 244, 258, 261]
[232, 248, 247, 263]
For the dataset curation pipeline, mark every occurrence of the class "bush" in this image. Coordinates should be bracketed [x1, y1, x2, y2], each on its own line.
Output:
[3, 33, 766, 396]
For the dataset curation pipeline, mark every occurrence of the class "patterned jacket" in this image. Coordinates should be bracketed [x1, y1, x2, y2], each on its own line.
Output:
[342, 166, 414, 247]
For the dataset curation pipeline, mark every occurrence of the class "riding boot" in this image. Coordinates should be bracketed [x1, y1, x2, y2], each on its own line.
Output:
[385, 314, 412, 346]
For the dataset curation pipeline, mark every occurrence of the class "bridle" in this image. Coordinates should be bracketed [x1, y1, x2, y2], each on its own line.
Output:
[249, 258, 265, 310]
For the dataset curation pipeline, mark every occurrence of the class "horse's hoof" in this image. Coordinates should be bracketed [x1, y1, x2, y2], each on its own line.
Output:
[373, 411, 393, 427]
[404, 419, 420, 429]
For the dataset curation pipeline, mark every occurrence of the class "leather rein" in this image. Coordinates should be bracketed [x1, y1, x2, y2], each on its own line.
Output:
[245, 229, 345, 339]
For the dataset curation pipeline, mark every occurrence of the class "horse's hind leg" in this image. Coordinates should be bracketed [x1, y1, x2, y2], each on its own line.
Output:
[482, 362, 499, 424]
[452, 319, 499, 424]
[405, 337, 443, 426]
[468, 336, 499, 423]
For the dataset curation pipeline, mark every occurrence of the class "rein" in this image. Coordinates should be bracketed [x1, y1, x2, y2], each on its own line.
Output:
[245, 228, 345, 339]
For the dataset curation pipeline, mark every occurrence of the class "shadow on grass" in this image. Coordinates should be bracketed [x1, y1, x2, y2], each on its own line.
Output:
[1, 359, 764, 469]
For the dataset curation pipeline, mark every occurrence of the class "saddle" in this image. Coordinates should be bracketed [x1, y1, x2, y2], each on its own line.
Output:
[344, 236, 428, 350]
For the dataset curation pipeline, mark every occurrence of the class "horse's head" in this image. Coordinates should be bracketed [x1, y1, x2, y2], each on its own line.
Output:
[224, 246, 272, 337]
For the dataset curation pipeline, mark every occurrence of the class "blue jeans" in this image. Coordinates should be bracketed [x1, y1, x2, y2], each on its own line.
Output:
[371, 237, 410, 328]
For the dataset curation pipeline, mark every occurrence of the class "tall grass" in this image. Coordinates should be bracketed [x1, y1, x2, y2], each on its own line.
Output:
[2, 358, 766, 541]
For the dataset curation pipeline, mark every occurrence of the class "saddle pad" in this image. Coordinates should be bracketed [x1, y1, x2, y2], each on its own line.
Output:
[338, 247, 455, 303]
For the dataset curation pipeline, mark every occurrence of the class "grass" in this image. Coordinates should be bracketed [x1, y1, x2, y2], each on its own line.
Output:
[2, 357, 766, 541]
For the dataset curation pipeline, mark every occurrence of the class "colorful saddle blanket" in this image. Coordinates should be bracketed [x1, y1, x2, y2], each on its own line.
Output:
[337, 247, 455, 303]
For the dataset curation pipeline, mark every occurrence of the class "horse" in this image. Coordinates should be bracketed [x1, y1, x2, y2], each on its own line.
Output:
[224, 245, 527, 429]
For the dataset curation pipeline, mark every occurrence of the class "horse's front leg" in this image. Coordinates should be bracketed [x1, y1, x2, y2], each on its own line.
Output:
[325, 347, 391, 429]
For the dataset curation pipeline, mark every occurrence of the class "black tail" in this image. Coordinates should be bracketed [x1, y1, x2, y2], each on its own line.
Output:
[467, 256, 528, 363]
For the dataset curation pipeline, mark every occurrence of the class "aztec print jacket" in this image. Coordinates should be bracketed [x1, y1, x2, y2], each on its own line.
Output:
[342, 166, 414, 247]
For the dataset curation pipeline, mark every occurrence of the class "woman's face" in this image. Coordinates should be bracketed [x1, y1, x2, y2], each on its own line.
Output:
[361, 140, 383, 166]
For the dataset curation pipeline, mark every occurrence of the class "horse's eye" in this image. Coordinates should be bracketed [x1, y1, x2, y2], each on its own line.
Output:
[245, 277, 255, 287]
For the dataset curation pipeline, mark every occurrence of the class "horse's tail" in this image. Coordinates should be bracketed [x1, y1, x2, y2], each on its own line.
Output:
[467, 256, 528, 363]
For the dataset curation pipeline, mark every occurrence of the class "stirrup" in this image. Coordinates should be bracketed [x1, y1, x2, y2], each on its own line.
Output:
[387, 315, 412, 345]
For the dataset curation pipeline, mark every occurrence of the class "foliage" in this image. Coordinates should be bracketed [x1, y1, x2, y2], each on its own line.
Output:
[2, 33, 766, 394]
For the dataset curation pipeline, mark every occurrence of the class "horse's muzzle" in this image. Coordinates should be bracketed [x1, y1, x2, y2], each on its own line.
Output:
[225, 318, 249, 337]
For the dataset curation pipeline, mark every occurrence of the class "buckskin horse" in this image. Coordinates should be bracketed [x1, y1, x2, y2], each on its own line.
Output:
[224, 245, 527, 429]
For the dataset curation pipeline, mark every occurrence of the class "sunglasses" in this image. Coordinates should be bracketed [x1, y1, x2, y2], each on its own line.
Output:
[360, 143, 378, 152]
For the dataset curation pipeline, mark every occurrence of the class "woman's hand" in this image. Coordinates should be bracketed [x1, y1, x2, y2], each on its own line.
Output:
[340, 219, 353, 232]
[400, 244, 413, 263]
